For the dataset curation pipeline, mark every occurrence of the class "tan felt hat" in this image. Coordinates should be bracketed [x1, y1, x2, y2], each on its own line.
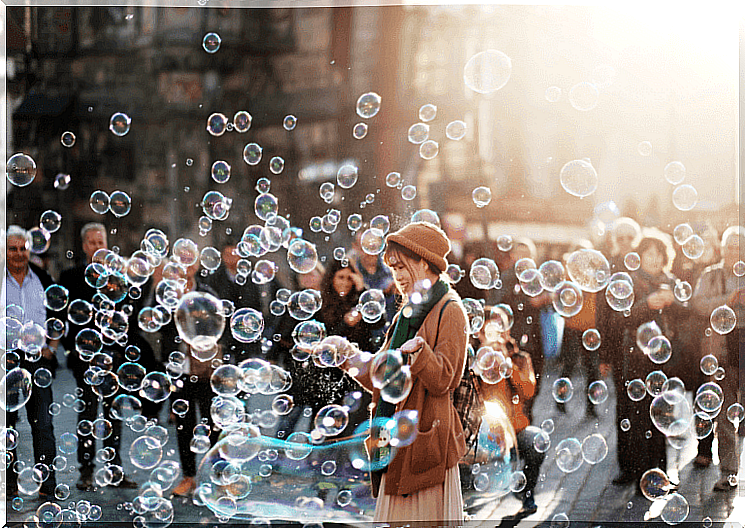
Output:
[386, 221, 450, 271]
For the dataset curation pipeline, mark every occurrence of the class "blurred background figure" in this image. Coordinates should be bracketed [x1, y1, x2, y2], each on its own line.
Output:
[350, 231, 397, 339]
[4, 226, 60, 500]
[692, 226, 745, 491]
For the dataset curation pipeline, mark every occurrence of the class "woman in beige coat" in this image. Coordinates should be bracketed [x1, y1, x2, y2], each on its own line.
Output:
[342, 221, 469, 523]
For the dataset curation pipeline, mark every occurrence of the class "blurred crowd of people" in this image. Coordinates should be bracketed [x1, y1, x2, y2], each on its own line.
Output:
[3, 210, 743, 519]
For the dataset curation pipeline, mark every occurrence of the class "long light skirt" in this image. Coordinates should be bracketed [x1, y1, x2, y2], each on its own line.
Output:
[373, 465, 464, 523]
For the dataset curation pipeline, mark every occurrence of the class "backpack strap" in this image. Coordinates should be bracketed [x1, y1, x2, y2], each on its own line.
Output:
[432, 298, 456, 349]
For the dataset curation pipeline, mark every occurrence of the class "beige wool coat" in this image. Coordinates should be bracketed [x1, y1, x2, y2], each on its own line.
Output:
[346, 288, 469, 497]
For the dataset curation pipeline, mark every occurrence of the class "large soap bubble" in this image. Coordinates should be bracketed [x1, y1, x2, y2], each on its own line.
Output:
[356, 92, 382, 118]
[568, 82, 599, 111]
[552, 281, 584, 317]
[174, 291, 226, 352]
[0, 368, 33, 412]
[565, 249, 610, 292]
[6, 153, 37, 187]
[463, 49, 512, 94]
[560, 159, 598, 198]
[555, 437, 583, 473]
[710, 305, 736, 335]
[230, 307, 264, 343]
[287, 239, 318, 274]
[650, 391, 693, 436]
[470, 258, 500, 290]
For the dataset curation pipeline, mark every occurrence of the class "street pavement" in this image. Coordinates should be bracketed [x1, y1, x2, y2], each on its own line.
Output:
[3, 350, 744, 527]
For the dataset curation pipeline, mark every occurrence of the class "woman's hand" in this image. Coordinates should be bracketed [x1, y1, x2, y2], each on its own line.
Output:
[400, 336, 425, 354]
[351, 271, 365, 292]
[344, 309, 362, 327]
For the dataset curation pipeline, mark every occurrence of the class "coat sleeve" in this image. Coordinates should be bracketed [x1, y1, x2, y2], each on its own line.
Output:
[692, 267, 729, 319]
[410, 300, 468, 396]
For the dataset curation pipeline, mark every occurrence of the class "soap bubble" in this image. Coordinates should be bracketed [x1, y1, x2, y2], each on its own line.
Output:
[284, 432, 313, 461]
[700, 354, 718, 375]
[605, 273, 635, 311]
[581, 433, 608, 464]
[463, 49, 512, 94]
[129, 436, 163, 469]
[385, 172, 401, 187]
[140, 372, 172, 403]
[726, 403, 744, 426]
[462, 299, 485, 335]
[582, 329, 601, 351]
[565, 249, 610, 292]
[271, 394, 293, 416]
[360, 228, 385, 255]
[45, 284, 69, 311]
[68, 299, 94, 325]
[552, 281, 584, 317]
[626, 378, 647, 401]
[620, 418, 631, 431]
[555, 437, 583, 473]
[356, 92, 382, 118]
[230, 307, 264, 343]
[211, 160, 231, 184]
[545, 86, 561, 102]
[639, 468, 671, 500]
[711, 305, 736, 334]
[650, 392, 692, 436]
[320, 182, 335, 202]
[0, 368, 33, 412]
[552, 378, 573, 403]
[173, 237, 199, 266]
[243, 143, 263, 165]
[419, 140, 439, 160]
[664, 161, 686, 185]
[211, 365, 243, 397]
[693, 412, 714, 439]
[536, 260, 562, 292]
[401, 185, 417, 200]
[695, 382, 724, 413]
[33, 368, 53, 388]
[269, 156, 285, 174]
[637, 141, 653, 156]
[314, 405, 349, 437]
[117, 362, 146, 392]
[418, 104, 437, 122]
[472, 186, 492, 208]
[672, 184, 698, 211]
[109, 112, 131, 136]
[624, 252, 641, 271]
[202, 32, 221, 53]
[286, 239, 318, 275]
[27, 227, 51, 254]
[645, 370, 668, 397]
[682, 235, 704, 259]
[60, 131, 76, 147]
[233, 110, 253, 134]
[407, 123, 429, 144]
[488, 304, 514, 333]
[337, 164, 359, 189]
[40, 210, 62, 233]
[352, 122, 368, 139]
[560, 159, 598, 198]
[446, 120, 467, 140]
[253, 193, 278, 222]
[673, 223, 694, 245]
[646, 335, 672, 364]
[6, 153, 37, 187]
[109, 190, 132, 217]
[509, 471, 527, 493]
[174, 291, 226, 352]
[660, 492, 689, 525]
[636, 321, 663, 353]
[587, 380, 608, 404]
[673, 281, 692, 302]
[89, 190, 110, 214]
[470, 258, 500, 289]
[533, 430, 551, 453]
[54, 172, 71, 190]
[568, 82, 599, 111]
[200, 247, 221, 271]
[283, 115, 297, 130]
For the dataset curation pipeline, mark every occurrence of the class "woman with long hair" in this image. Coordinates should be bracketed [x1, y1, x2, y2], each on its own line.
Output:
[342, 221, 469, 524]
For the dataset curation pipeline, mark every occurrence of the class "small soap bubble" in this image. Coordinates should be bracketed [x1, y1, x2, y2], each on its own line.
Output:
[582, 329, 601, 351]
[202, 32, 221, 53]
[385, 172, 401, 187]
[545, 86, 561, 102]
[40, 210, 62, 233]
[673, 223, 694, 245]
[445, 120, 467, 140]
[418, 104, 437, 122]
[552, 378, 573, 403]
[206, 113, 228, 136]
[233, 111, 252, 133]
[356, 92, 382, 118]
[283, 115, 297, 130]
[54, 173, 71, 190]
[352, 123, 368, 139]
[674, 280, 692, 301]
[734, 261, 745, 277]
[269, 156, 285, 174]
[560, 159, 598, 198]
[401, 185, 417, 201]
[407, 123, 429, 144]
[463, 49, 512, 94]
[637, 141, 652, 157]
[109, 112, 131, 136]
[419, 140, 439, 160]
[664, 161, 686, 185]
[243, 143, 263, 165]
[624, 252, 641, 271]
[472, 186, 492, 208]
[61, 131, 76, 147]
[672, 184, 698, 211]
[620, 418, 631, 431]
[211, 160, 231, 184]
[337, 164, 359, 189]
[109, 190, 132, 217]
[568, 82, 599, 111]
[682, 235, 705, 259]
[710, 305, 736, 335]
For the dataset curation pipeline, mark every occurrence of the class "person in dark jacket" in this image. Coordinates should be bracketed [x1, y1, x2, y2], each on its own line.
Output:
[4, 226, 60, 499]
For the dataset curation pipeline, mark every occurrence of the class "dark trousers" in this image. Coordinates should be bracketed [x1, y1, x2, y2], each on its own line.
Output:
[174, 378, 217, 477]
[7, 384, 57, 495]
[559, 328, 600, 405]
[516, 426, 546, 499]
[76, 376, 123, 472]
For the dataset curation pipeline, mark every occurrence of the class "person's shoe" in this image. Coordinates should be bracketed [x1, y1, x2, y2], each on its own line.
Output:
[556, 402, 567, 414]
[693, 455, 712, 468]
[173, 477, 196, 497]
[76, 472, 95, 491]
[114, 476, 138, 489]
[519, 496, 538, 516]
[612, 472, 637, 485]
[713, 476, 738, 491]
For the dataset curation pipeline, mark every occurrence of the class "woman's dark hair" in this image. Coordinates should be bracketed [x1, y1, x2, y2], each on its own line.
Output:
[383, 241, 442, 275]
[636, 232, 675, 273]
[318, 258, 362, 324]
